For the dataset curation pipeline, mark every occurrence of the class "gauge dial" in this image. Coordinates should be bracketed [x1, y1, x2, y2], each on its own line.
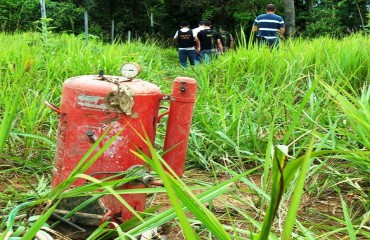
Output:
[120, 62, 141, 79]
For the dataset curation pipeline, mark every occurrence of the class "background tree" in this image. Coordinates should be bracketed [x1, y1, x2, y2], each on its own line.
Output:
[0, 0, 368, 41]
[0, 0, 39, 32]
[298, 0, 368, 37]
[47, 1, 84, 34]
[283, 0, 295, 36]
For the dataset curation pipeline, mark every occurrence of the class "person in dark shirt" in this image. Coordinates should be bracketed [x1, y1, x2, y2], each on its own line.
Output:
[196, 20, 223, 63]
[218, 27, 234, 52]
[252, 4, 285, 48]
[173, 21, 198, 67]
[192, 20, 206, 64]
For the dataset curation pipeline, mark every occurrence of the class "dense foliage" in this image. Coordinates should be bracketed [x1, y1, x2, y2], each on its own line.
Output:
[0, 0, 368, 42]
[0, 31, 369, 239]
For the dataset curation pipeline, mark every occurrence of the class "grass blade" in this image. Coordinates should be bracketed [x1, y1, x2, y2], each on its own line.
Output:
[281, 135, 315, 239]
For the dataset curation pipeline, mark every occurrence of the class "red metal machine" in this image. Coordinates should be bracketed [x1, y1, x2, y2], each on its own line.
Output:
[46, 63, 197, 222]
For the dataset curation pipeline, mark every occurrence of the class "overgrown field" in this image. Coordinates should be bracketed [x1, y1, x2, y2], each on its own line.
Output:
[0, 32, 369, 239]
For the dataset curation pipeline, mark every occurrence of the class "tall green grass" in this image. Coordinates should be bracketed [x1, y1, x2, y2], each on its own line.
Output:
[0, 32, 369, 239]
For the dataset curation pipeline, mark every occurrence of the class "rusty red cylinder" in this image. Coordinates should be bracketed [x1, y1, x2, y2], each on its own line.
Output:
[162, 77, 197, 177]
[50, 73, 197, 223]
[52, 75, 162, 221]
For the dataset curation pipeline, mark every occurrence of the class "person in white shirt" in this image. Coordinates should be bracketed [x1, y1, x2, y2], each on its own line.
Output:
[192, 20, 205, 64]
[173, 21, 198, 67]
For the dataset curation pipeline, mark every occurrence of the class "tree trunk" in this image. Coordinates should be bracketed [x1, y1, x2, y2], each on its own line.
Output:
[283, 0, 295, 37]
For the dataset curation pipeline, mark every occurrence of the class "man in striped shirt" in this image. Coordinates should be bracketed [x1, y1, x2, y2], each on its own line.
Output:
[252, 4, 285, 48]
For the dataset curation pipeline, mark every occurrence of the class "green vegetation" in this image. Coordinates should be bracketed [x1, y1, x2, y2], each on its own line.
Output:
[0, 32, 369, 239]
[0, 0, 368, 41]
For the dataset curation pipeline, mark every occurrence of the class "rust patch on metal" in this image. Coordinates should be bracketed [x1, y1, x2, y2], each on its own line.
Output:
[104, 84, 134, 115]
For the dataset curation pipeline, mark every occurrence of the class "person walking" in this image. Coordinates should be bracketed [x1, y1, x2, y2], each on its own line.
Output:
[173, 21, 198, 67]
[196, 20, 223, 63]
[192, 20, 206, 64]
[218, 27, 234, 52]
[252, 4, 285, 48]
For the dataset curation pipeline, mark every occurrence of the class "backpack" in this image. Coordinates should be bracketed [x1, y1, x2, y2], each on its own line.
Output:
[220, 32, 231, 48]
[177, 29, 195, 48]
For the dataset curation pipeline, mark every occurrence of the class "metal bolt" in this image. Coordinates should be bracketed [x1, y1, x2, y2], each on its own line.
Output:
[86, 130, 97, 143]
[180, 82, 186, 92]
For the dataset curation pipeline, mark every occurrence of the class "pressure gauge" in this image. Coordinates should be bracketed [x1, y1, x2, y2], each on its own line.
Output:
[120, 62, 141, 79]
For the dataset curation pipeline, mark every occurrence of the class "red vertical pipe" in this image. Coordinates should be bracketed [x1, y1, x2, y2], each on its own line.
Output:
[163, 77, 197, 177]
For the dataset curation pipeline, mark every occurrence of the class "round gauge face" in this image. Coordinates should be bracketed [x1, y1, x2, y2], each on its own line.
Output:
[120, 62, 141, 79]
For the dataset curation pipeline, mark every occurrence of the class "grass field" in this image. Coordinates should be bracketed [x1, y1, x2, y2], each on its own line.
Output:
[0, 32, 369, 239]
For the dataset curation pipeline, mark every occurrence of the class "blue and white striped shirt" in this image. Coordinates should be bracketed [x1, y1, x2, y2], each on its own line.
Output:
[253, 14, 284, 39]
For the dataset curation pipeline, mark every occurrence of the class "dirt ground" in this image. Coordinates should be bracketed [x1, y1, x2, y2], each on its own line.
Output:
[148, 169, 262, 239]
[143, 169, 363, 240]
[0, 166, 362, 240]
[144, 169, 352, 240]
